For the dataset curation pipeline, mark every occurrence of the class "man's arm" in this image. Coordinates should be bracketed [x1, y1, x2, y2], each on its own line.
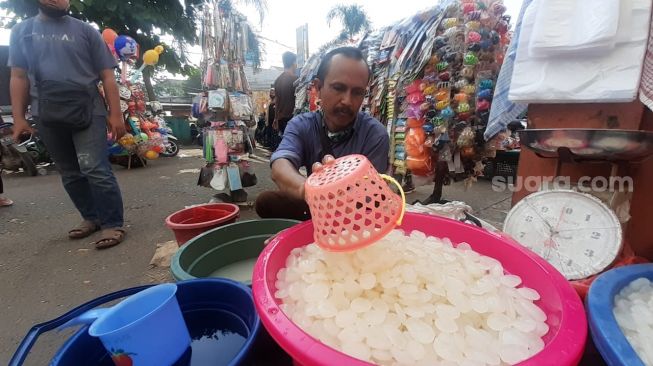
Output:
[100, 69, 126, 140]
[271, 159, 307, 200]
[10, 67, 33, 140]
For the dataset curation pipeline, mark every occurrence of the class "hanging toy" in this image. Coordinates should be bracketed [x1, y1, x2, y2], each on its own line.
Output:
[435, 90, 449, 101]
[436, 100, 450, 110]
[443, 18, 458, 29]
[454, 92, 469, 103]
[467, 31, 481, 43]
[467, 10, 482, 21]
[479, 79, 494, 90]
[477, 89, 493, 101]
[438, 71, 451, 81]
[114, 36, 138, 61]
[462, 2, 476, 14]
[130, 45, 165, 83]
[466, 21, 481, 31]
[441, 106, 455, 119]
[461, 67, 475, 79]
[463, 53, 479, 66]
[457, 102, 471, 113]
[476, 99, 491, 111]
[436, 61, 449, 72]
[462, 84, 476, 94]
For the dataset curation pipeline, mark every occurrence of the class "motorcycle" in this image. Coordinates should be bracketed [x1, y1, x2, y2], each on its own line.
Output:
[147, 102, 179, 157]
[160, 128, 179, 157]
[0, 118, 39, 176]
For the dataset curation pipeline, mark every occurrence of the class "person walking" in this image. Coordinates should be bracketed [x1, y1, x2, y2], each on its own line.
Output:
[9, 0, 127, 248]
[0, 175, 12, 207]
[273, 52, 298, 136]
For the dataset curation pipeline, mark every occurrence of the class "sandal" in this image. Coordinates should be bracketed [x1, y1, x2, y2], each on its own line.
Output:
[94, 228, 126, 249]
[0, 197, 13, 207]
[68, 220, 100, 239]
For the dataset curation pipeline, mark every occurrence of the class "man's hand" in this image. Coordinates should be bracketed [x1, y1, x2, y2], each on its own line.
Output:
[11, 117, 34, 142]
[311, 155, 336, 174]
[107, 114, 126, 141]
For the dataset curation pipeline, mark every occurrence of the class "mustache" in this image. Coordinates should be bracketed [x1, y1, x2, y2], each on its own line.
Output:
[334, 107, 354, 116]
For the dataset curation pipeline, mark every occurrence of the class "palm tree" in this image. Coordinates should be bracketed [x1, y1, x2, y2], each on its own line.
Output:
[326, 4, 372, 42]
[219, 0, 268, 24]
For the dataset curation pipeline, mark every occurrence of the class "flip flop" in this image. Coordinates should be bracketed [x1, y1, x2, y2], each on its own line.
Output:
[0, 198, 13, 207]
[94, 228, 126, 250]
[68, 220, 100, 239]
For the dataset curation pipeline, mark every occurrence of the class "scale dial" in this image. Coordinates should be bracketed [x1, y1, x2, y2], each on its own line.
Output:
[504, 190, 622, 280]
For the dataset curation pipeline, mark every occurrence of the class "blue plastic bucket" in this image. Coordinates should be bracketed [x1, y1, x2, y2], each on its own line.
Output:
[586, 263, 653, 366]
[9, 279, 261, 366]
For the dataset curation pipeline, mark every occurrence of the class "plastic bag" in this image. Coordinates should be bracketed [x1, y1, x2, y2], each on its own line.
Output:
[229, 92, 253, 120]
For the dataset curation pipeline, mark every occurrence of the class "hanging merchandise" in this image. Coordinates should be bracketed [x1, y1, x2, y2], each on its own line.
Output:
[208, 89, 228, 109]
[228, 92, 253, 121]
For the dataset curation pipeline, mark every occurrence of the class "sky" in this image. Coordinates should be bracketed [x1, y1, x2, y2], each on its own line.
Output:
[0, 0, 524, 72]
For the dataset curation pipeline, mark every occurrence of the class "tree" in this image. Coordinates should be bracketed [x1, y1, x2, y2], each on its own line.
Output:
[326, 4, 371, 42]
[1, 0, 266, 100]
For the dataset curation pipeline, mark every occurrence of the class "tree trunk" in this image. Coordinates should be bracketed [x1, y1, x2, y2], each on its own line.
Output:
[142, 67, 157, 102]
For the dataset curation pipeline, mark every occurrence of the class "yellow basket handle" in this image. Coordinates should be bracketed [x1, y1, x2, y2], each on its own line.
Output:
[380, 174, 406, 226]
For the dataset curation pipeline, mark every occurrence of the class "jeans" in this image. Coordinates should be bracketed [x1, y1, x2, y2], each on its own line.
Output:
[255, 191, 311, 221]
[36, 116, 124, 228]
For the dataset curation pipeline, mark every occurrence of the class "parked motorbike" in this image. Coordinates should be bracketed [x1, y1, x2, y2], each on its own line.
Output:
[0, 119, 39, 176]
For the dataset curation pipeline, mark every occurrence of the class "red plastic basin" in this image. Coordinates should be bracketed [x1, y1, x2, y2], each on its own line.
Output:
[165, 203, 240, 246]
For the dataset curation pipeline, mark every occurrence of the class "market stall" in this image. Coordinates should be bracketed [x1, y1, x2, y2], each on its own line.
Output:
[192, 0, 259, 203]
[295, 0, 512, 202]
[98, 29, 172, 169]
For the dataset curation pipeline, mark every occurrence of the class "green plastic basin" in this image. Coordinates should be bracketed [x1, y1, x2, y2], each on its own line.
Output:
[171, 219, 300, 285]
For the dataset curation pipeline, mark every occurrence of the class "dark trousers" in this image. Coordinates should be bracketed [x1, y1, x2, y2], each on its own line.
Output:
[0, 175, 3, 194]
[36, 116, 124, 229]
[255, 191, 311, 221]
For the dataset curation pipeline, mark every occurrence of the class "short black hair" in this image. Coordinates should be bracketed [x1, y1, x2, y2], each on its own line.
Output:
[282, 52, 297, 68]
[316, 47, 370, 82]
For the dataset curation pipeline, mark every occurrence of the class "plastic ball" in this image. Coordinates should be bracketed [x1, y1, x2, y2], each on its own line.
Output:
[434, 36, 448, 49]
[457, 102, 471, 113]
[443, 18, 458, 29]
[466, 21, 481, 31]
[435, 90, 449, 101]
[154, 45, 165, 54]
[467, 31, 481, 43]
[457, 111, 472, 121]
[454, 93, 469, 103]
[480, 40, 493, 51]
[436, 100, 450, 110]
[436, 61, 449, 72]
[462, 84, 476, 94]
[476, 99, 491, 111]
[441, 106, 455, 119]
[152, 145, 164, 153]
[139, 133, 149, 142]
[478, 89, 493, 100]
[461, 67, 475, 79]
[468, 43, 481, 52]
[114, 35, 138, 61]
[145, 150, 159, 160]
[463, 53, 479, 66]
[479, 79, 494, 90]
[462, 2, 476, 14]
[467, 10, 482, 21]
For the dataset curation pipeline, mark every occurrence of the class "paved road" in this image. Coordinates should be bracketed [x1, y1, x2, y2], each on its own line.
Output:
[0, 147, 511, 365]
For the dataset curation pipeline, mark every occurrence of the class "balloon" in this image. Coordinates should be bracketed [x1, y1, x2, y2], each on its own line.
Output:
[145, 150, 159, 160]
[114, 35, 138, 61]
[154, 45, 165, 54]
[139, 133, 149, 142]
[143, 49, 159, 66]
[102, 29, 118, 45]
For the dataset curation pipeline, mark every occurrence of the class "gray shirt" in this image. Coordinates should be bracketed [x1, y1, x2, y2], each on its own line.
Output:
[8, 15, 118, 116]
[271, 111, 390, 175]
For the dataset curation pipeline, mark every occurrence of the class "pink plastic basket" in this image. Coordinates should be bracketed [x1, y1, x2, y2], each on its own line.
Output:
[252, 213, 587, 366]
[304, 154, 405, 252]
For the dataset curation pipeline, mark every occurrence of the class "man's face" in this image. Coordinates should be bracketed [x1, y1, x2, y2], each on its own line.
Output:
[318, 54, 369, 131]
[270, 91, 275, 100]
[40, 0, 70, 10]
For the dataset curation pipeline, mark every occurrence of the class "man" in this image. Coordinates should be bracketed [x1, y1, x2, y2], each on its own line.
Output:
[264, 87, 276, 150]
[256, 47, 390, 220]
[273, 52, 298, 135]
[9, 0, 127, 249]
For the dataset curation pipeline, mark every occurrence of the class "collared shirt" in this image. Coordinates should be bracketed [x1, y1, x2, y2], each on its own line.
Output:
[271, 111, 389, 175]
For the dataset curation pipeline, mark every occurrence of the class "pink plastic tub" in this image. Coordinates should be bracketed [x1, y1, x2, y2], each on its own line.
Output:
[252, 213, 587, 366]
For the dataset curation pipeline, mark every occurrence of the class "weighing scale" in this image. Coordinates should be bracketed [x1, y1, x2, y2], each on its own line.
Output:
[504, 129, 653, 280]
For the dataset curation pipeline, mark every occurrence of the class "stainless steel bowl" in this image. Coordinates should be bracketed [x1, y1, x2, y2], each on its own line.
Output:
[518, 129, 653, 161]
